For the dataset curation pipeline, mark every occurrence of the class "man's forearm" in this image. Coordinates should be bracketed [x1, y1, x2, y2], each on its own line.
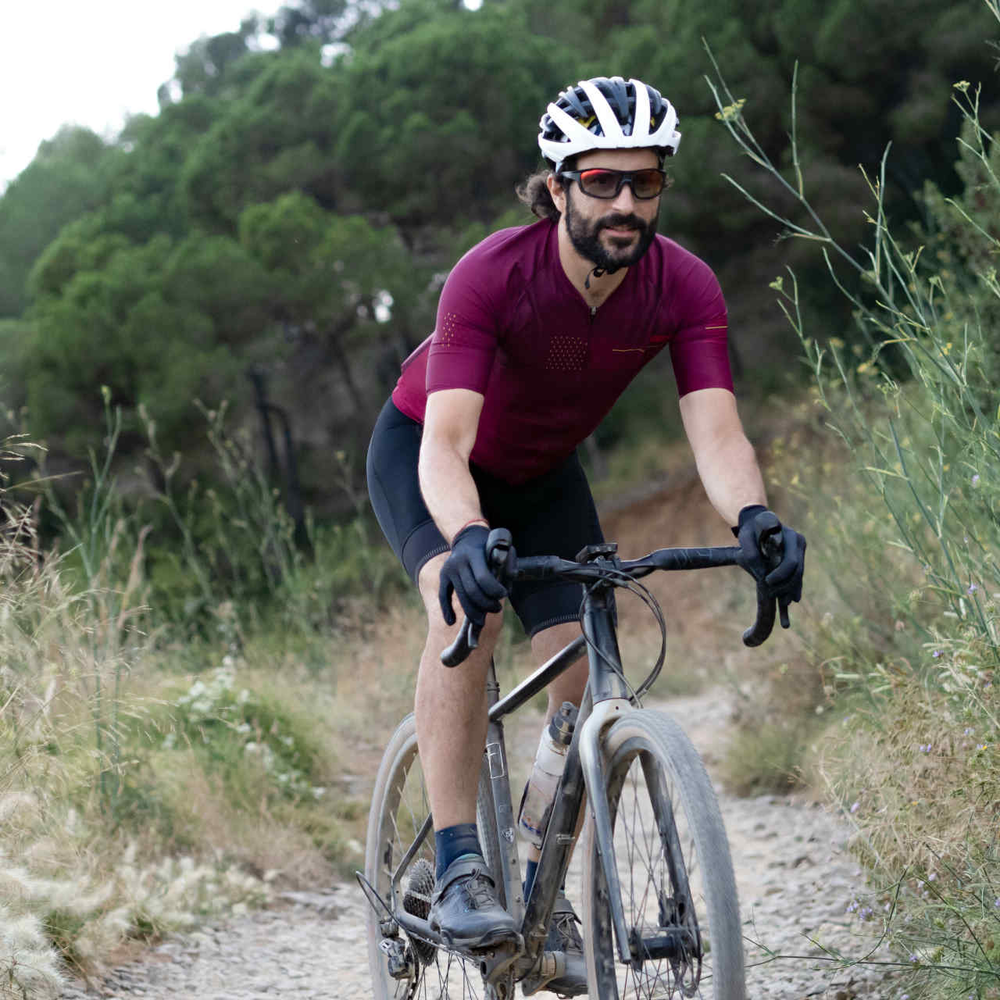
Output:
[418, 440, 486, 546]
[693, 431, 768, 527]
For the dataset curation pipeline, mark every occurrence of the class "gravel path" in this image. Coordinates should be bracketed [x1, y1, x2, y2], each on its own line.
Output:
[59, 690, 897, 999]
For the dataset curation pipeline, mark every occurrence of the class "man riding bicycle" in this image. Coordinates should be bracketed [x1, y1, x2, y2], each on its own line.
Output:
[366, 75, 806, 996]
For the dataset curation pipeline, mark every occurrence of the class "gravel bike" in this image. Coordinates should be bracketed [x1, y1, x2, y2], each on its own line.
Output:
[360, 521, 788, 999]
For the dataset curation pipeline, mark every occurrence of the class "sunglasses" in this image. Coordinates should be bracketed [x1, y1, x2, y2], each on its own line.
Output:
[558, 167, 667, 200]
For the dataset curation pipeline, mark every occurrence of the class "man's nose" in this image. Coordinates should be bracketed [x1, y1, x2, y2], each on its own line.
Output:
[610, 182, 638, 212]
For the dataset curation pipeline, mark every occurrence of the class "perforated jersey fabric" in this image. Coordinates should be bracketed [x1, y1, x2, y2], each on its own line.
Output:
[392, 219, 732, 485]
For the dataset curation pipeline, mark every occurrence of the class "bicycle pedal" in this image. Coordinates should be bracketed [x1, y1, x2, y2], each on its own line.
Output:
[474, 934, 522, 985]
[520, 950, 566, 995]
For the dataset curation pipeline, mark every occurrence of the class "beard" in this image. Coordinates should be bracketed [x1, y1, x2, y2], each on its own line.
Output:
[563, 189, 658, 273]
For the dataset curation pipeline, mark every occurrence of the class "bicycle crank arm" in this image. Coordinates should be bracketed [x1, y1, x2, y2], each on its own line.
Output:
[578, 698, 636, 966]
[478, 937, 523, 988]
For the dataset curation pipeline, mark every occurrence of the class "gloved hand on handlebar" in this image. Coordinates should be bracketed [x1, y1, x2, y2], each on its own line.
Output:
[734, 505, 806, 606]
[438, 523, 507, 629]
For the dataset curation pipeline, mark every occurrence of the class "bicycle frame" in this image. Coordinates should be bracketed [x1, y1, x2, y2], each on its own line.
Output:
[375, 534, 773, 989]
[385, 553, 657, 983]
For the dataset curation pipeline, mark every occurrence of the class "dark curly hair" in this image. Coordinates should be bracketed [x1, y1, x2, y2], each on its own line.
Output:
[516, 170, 564, 222]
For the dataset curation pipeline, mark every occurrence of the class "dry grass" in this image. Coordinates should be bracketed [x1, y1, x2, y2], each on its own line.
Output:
[0, 485, 385, 989]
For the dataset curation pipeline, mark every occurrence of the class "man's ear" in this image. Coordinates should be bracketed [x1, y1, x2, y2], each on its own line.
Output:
[546, 172, 567, 214]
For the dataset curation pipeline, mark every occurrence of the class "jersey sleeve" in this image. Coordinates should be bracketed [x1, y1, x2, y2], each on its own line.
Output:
[425, 249, 500, 396]
[668, 258, 734, 398]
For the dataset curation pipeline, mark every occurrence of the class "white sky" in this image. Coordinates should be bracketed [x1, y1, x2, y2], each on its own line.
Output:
[0, 0, 268, 188]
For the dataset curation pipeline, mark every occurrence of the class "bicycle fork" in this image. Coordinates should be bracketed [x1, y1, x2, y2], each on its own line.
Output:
[578, 696, 636, 965]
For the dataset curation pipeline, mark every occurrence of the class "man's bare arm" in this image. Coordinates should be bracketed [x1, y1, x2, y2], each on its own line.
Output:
[419, 388, 488, 544]
[678, 387, 767, 527]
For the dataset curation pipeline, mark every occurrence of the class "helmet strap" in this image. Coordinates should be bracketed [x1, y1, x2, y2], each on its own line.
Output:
[584, 264, 620, 290]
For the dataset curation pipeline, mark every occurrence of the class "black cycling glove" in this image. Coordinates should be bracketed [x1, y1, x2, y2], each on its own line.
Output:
[438, 524, 508, 628]
[734, 505, 806, 605]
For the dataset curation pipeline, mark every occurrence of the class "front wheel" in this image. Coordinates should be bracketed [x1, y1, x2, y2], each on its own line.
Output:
[365, 713, 506, 1000]
[580, 708, 745, 999]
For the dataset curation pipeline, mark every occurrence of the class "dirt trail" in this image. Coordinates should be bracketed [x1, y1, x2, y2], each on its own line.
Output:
[59, 473, 898, 999]
[59, 686, 893, 1000]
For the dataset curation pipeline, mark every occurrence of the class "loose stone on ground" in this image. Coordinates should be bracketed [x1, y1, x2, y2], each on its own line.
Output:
[60, 690, 895, 999]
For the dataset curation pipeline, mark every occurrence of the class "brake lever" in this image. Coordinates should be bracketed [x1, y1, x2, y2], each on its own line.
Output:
[441, 529, 515, 668]
[741, 511, 791, 645]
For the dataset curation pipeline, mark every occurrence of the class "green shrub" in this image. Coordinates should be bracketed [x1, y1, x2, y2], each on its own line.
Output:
[709, 16, 1000, 995]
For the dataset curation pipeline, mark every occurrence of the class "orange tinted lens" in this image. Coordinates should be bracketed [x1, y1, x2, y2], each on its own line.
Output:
[579, 169, 620, 197]
[633, 170, 664, 198]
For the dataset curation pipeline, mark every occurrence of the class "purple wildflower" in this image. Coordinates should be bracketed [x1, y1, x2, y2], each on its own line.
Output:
[932, 650, 943, 659]
[850, 801, 860, 814]
[968, 583, 978, 595]
[972, 473, 980, 486]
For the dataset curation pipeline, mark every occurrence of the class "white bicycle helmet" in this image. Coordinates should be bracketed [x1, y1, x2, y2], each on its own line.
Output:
[538, 76, 681, 170]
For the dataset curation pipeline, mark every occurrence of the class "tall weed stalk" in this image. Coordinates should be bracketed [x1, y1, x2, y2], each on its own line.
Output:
[707, 19, 1000, 997]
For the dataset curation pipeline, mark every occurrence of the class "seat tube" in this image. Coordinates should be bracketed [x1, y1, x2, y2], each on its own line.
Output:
[485, 658, 524, 924]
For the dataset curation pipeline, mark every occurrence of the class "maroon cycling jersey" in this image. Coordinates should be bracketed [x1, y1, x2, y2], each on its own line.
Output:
[392, 219, 733, 484]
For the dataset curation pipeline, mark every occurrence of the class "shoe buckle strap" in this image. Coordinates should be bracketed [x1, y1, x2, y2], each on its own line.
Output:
[432, 857, 495, 903]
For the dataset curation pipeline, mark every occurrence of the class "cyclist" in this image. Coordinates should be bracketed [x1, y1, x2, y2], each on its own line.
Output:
[366, 75, 806, 995]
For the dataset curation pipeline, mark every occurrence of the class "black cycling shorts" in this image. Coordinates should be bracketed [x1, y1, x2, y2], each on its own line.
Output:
[366, 397, 604, 638]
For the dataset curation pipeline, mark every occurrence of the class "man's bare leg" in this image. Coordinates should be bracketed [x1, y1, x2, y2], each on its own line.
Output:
[414, 551, 505, 829]
[413, 552, 518, 948]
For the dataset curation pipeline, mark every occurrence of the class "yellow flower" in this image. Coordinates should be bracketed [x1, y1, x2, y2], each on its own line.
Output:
[714, 98, 747, 122]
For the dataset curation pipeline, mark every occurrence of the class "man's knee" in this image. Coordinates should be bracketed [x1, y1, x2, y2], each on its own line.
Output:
[418, 553, 505, 648]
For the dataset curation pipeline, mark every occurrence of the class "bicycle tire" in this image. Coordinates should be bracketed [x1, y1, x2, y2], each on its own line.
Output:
[365, 713, 506, 1000]
[580, 708, 746, 999]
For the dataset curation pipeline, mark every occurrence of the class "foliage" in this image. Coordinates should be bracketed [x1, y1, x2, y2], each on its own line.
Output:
[0, 424, 378, 986]
[710, 16, 1000, 994]
[0, 0, 995, 521]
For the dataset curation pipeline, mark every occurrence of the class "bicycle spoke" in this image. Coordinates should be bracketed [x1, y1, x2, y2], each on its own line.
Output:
[584, 710, 744, 999]
[367, 716, 501, 1000]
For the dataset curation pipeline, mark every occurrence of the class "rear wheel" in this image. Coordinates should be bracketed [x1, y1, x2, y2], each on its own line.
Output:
[365, 713, 507, 1000]
[580, 709, 745, 999]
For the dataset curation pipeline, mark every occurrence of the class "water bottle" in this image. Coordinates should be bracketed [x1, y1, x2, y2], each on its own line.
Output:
[517, 702, 579, 848]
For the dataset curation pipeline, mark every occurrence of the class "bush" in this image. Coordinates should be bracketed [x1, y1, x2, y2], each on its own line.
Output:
[710, 18, 1000, 996]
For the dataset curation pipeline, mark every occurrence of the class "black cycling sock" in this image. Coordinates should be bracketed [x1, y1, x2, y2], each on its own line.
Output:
[524, 859, 538, 899]
[435, 823, 482, 879]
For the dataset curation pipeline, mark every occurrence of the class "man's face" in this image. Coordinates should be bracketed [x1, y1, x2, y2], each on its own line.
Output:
[556, 148, 663, 271]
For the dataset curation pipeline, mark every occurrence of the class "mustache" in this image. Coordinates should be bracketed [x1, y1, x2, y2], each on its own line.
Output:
[598, 213, 647, 232]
